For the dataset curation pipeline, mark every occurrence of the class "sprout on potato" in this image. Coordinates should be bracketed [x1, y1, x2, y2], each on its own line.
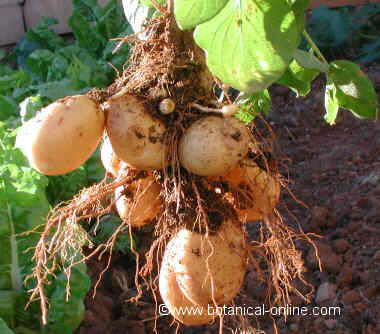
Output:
[16, 95, 104, 176]
[179, 116, 250, 176]
[163, 219, 247, 306]
[105, 92, 168, 170]
[115, 174, 162, 227]
[159, 98, 176, 115]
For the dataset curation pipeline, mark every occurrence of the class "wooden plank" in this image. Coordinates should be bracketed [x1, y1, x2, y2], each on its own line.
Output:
[24, 0, 113, 34]
[0, 5, 25, 46]
[311, 0, 380, 8]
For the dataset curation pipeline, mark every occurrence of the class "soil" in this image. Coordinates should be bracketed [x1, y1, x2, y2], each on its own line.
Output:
[78, 66, 380, 334]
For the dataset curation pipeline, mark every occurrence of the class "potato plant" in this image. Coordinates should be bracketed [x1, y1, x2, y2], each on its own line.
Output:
[15, 0, 377, 332]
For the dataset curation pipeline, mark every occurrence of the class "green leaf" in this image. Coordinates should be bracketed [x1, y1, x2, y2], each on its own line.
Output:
[194, 0, 299, 93]
[0, 317, 14, 333]
[291, 0, 310, 33]
[277, 56, 319, 97]
[324, 80, 340, 125]
[102, 27, 132, 71]
[0, 97, 18, 121]
[47, 54, 70, 82]
[26, 49, 55, 82]
[235, 89, 271, 123]
[96, 0, 130, 40]
[0, 318, 13, 333]
[36, 79, 89, 101]
[91, 215, 134, 254]
[0, 291, 17, 326]
[0, 72, 31, 96]
[24, 17, 65, 51]
[174, 0, 228, 30]
[46, 265, 91, 334]
[327, 60, 378, 122]
[69, 12, 105, 54]
[293, 49, 328, 73]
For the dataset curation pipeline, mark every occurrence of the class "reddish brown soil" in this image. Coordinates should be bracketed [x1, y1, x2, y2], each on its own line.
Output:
[79, 66, 380, 334]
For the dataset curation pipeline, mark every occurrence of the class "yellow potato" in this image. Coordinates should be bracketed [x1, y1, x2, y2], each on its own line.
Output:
[100, 136, 121, 177]
[164, 219, 247, 306]
[179, 116, 250, 176]
[159, 256, 215, 326]
[105, 92, 168, 170]
[222, 162, 280, 221]
[115, 174, 162, 227]
[16, 95, 104, 175]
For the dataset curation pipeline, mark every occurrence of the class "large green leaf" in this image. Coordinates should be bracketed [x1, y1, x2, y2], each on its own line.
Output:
[174, 0, 228, 30]
[325, 60, 378, 123]
[194, 0, 299, 93]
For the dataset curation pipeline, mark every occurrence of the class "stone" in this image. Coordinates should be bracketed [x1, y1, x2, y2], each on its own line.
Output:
[324, 319, 338, 330]
[373, 249, 380, 262]
[307, 241, 342, 273]
[333, 239, 350, 254]
[342, 290, 361, 304]
[315, 282, 337, 304]
[363, 285, 379, 299]
[310, 206, 336, 229]
[337, 264, 353, 287]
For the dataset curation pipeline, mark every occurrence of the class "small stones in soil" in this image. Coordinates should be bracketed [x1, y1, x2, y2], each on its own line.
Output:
[337, 264, 353, 287]
[315, 282, 337, 304]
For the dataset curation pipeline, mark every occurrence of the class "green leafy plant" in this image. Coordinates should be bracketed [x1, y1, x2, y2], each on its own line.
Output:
[0, 123, 91, 334]
[0, 0, 133, 332]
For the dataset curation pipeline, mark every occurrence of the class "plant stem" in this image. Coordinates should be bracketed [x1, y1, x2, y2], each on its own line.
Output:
[303, 30, 329, 65]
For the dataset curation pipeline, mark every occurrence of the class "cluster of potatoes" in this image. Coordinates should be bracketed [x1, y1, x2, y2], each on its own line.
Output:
[16, 92, 280, 326]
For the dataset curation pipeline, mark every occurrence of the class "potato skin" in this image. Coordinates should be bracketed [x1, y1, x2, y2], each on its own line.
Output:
[159, 255, 215, 326]
[115, 174, 161, 227]
[165, 220, 247, 306]
[101, 136, 121, 177]
[179, 116, 250, 176]
[221, 162, 280, 221]
[105, 93, 168, 170]
[16, 95, 104, 175]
